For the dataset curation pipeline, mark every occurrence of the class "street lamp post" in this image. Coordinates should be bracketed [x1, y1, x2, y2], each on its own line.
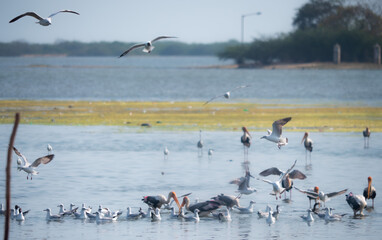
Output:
[241, 12, 261, 43]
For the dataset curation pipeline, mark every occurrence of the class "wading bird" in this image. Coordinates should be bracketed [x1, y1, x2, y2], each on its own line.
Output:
[363, 176, 376, 208]
[119, 36, 177, 57]
[363, 127, 371, 148]
[295, 186, 347, 207]
[180, 196, 221, 217]
[197, 130, 203, 157]
[13, 147, 54, 180]
[300, 209, 314, 223]
[9, 10, 79, 26]
[301, 132, 313, 162]
[235, 200, 255, 214]
[259, 162, 306, 200]
[142, 191, 181, 210]
[346, 192, 367, 216]
[261, 117, 292, 149]
[163, 146, 169, 160]
[44, 208, 63, 221]
[203, 85, 250, 105]
[241, 126, 251, 160]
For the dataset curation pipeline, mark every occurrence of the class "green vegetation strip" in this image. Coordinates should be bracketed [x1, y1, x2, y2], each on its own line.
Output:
[0, 100, 381, 132]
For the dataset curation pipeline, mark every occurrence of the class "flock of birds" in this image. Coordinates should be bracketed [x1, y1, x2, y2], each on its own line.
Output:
[2, 118, 376, 226]
[4, 8, 377, 228]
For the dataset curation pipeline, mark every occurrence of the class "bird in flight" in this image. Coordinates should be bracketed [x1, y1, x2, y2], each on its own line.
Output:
[119, 36, 177, 57]
[9, 10, 80, 26]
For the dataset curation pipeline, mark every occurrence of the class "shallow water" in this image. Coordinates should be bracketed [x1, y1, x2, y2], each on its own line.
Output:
[0, 56, 381, 105]
[0, 125, 381, 239]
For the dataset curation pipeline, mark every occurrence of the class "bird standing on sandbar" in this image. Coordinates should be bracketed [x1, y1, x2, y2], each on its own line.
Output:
[9, 10, 79, 26]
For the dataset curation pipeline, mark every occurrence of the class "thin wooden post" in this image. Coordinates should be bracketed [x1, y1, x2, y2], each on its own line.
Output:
[374, 44, 381, 64]
[4, 113, 20, 240]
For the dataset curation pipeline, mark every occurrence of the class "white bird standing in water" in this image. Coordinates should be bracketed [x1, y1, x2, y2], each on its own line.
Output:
[13, 147, 54, 180]
[197, 130, 203, 157]
[47, 144, 53, 154]
[44, 208, 63, 221]
[300, 209, 315, 223]
[301, 132, 313, 162]
[9, 10, 79, 26]
[203, 85, 250, 105]
[119, 36, 177, 57]
[235, 200, 256, 214]
[261, 117, 292, 149]
[163, 146, 169, 160]
[266, 208, 275, 226]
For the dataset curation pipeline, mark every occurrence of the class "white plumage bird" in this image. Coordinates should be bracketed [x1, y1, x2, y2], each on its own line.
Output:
[9, 10, 79, 26]
[119, 36, 177, 57]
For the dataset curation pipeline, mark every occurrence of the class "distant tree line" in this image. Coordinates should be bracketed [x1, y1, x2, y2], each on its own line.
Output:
[218, 0, 382, 64]
[0, 40, 239, 57]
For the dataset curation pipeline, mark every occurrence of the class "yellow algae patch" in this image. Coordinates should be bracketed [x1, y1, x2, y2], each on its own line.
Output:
[0, 100, 381, 132]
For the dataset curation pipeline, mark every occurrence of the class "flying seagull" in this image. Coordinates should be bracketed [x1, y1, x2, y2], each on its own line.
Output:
[13, 147, 54, 180]
[9, 10, 80, 26]
[204, 85, 250, 105]
[261, 117, 292, 149]
[119, 36, 177, 57]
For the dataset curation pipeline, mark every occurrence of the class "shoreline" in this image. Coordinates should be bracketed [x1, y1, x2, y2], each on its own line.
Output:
[199, 62, 382, 70]
[1, 100, 381, 132]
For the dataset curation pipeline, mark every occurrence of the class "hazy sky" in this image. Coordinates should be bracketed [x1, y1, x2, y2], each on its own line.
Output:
[1, 0, 308, 44]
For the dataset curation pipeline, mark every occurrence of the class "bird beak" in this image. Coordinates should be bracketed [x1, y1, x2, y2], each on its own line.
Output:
[301, 134, 307, 144]
[171, 192, 181, 210]
[367, 180, 371, 198]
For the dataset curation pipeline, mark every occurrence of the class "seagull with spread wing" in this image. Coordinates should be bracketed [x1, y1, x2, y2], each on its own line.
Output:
[294, 186, 347, 207]
[261, 117, 292, 149]
[119, 36, 177, 57]
[230, 170, 257, 195]
[257, 160, 297, 200]
[13, 147, 54, 180]
[9, 10, 79, 26]
[259, 163, 306, 200]
[203, 85, 250, 105]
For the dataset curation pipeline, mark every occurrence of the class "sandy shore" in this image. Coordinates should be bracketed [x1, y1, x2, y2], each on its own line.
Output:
[0, 100, 380, 132]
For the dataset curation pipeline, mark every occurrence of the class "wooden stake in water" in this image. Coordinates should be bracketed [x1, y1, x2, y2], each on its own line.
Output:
[4, 113, 20, 240]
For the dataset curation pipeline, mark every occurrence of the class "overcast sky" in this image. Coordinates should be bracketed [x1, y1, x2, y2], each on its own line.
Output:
[1, 0, 308, 44]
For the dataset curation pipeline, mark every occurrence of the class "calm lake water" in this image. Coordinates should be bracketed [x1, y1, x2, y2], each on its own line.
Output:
[0, 125, 381, 240]
[0, 56, 381, 239]
[0, 56, 381, 105]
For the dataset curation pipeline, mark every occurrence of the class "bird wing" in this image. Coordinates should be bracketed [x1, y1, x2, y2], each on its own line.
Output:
[230, 177, 245, 186]
[326, 189, 347, 198]
[9, 12, 43, 23]
[48, 10, 80, 18]
[288, 170, 307, 180]
[151, 36, 177, 42]
[294, 187, 319, 198]
[228, 85, 250, 93]
[258, 178, 273, 185]
[259, 167, 283, 177]
[30, 154, 54, 167]
[271, 117, 292, 137]
[13, 147, 29, 165]
[280, 160, 297, 180]
[119, 43, 146, 57]
[203, 94, 226, 105]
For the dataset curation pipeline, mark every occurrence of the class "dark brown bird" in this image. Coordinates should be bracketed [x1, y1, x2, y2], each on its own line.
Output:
[363, 127, 371, 148]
